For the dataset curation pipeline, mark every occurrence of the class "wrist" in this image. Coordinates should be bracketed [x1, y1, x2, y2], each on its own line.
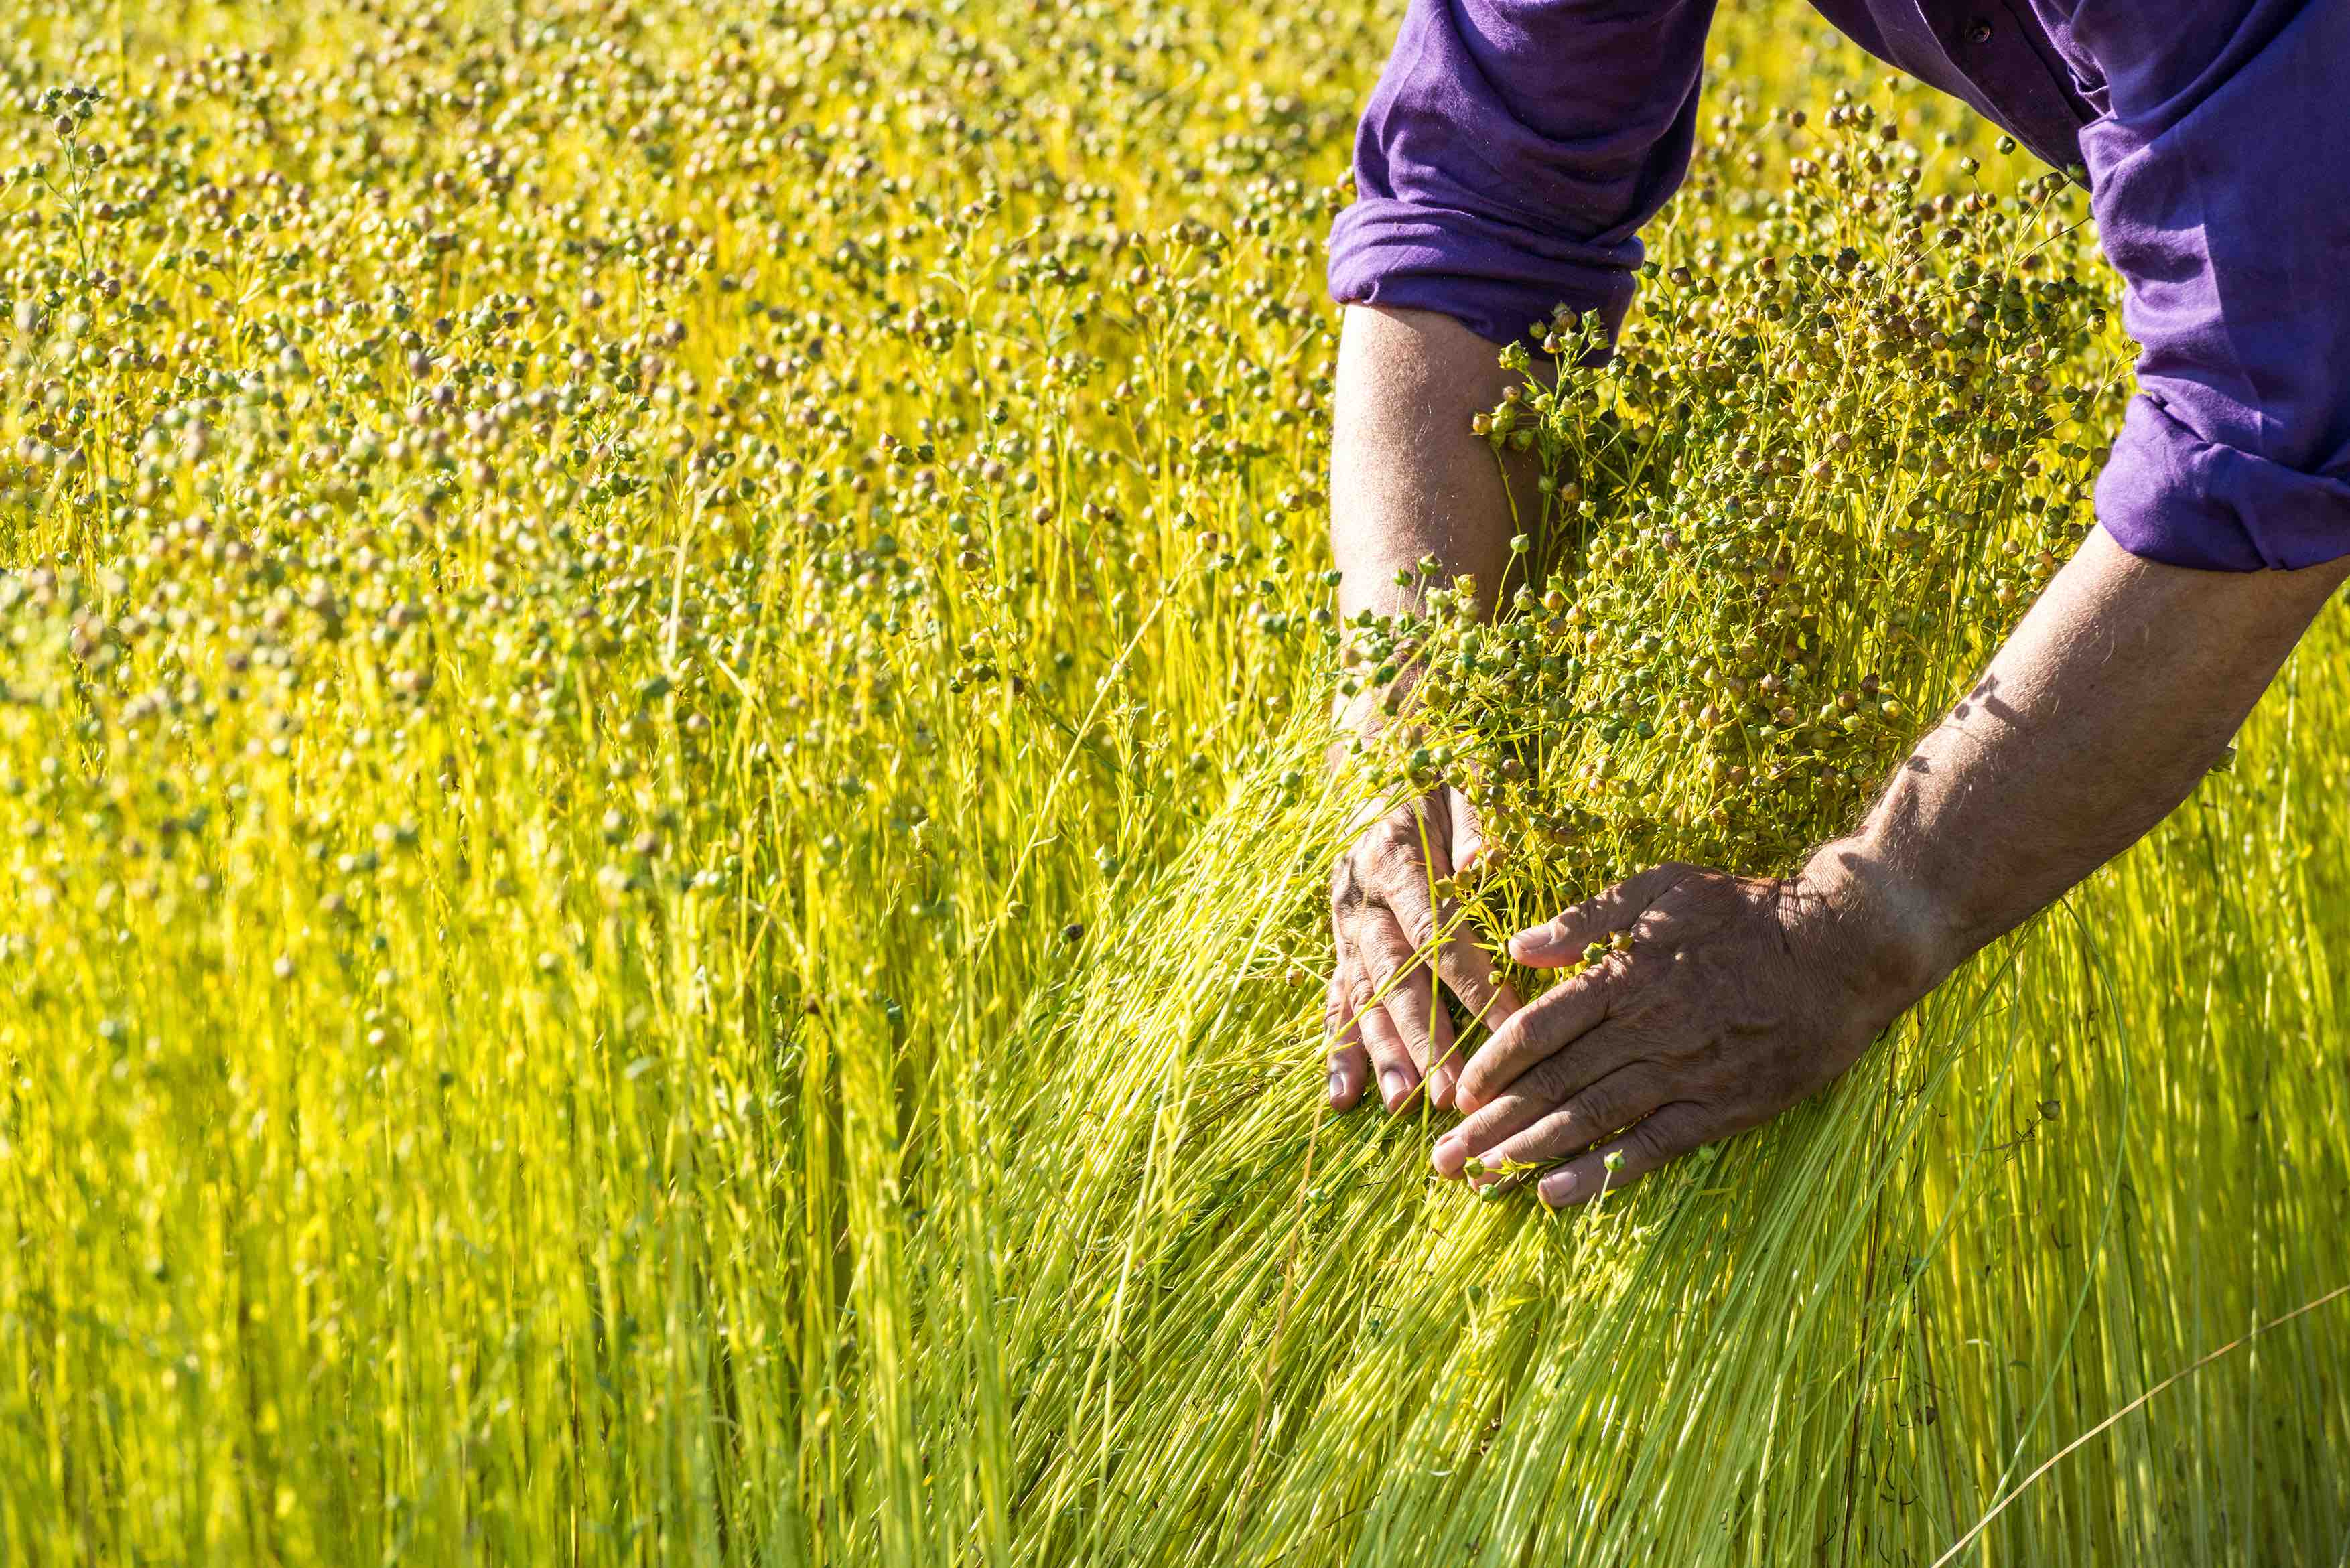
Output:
[1797, 833, 1966, 1011]
[1326, 683, 1417, 777]
[1326, 627, 1431, 737]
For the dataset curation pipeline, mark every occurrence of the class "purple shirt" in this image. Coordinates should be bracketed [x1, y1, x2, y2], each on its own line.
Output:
[1328, 0, 2350, 571]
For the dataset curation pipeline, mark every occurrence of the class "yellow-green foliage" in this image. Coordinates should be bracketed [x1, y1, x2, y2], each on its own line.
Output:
[0, 1, 2342, 1565]
[1355, 181, 2105, 901]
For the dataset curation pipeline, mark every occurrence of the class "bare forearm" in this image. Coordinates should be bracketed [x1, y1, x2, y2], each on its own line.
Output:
[1330, 305, 1532, 628]
[1815, 527, 2350, 991]
[1324, 307, 1544, 1109]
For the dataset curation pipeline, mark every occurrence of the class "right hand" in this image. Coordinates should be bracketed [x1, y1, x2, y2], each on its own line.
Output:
[1326, 784, 1522, 1113]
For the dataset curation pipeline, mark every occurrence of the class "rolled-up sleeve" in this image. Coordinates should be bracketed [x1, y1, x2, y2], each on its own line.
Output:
[2081, 0, 2350, 570]
[1328, 0, 1718, 350]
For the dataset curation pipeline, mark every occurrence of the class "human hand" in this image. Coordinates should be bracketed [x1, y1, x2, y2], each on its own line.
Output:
[1430, 858, 1938, 1204]
[1326, 786, 1522, 1114]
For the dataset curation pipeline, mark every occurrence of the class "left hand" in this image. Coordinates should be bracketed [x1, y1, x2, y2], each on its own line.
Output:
[1430, 859, 1934, 1206]
[1325, 784, 1522, 1114]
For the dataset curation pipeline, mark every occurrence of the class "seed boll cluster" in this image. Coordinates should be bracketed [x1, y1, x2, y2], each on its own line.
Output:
[1340, 100, 2114, 914]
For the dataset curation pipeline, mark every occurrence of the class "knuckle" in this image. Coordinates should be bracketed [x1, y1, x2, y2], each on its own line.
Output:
[1626, 1117, 1681, 1165]
[1601, 1064, 1673, 1127]
[1458, 1054, 1505, 1102]
[1484, 1011, 1533, 1063]
[1533, 1105, 1587, 1155]
[1523, 1055, 1576, 1104]
[1568, 1074, 1625, 1129]
[1457, 1044, 1505, 1092]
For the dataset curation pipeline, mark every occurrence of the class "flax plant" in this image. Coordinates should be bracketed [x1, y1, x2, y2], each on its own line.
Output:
[0, 0, 2341, 1564]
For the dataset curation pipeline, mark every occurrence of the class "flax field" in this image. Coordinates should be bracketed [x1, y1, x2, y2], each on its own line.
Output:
[0, 0, 2344, 1563]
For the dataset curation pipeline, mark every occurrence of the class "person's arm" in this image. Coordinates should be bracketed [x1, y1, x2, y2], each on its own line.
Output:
[1432, 0, 2350, 1202]
[1330, 0, 1718, 352]
[1323, 307, 1527, 1117]
[1823, 532, 2347, 986]
[1434, 532, 2349, 1204]
[1329, 306, 1523, 634]
[1324, 0, 1719, 1119]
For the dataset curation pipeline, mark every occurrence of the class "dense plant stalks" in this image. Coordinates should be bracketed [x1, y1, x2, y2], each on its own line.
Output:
[0, 0, 2342, 1563]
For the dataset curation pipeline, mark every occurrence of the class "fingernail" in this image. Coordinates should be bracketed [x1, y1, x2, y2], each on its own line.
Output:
[1379, 1068, 1407, 1109]
[1538, 1170, 1576, 1208]
[1427, 1065, 1456, 1109]
[1327, 1067, 1345, 1103]
[1509, 926, 1558, 960]
[1431, 1133, 1461, 1175]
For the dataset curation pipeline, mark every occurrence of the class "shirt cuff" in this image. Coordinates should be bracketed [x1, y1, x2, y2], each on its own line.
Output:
[2097, 395, 2350, 572]
[1327, 196, 1639, 352]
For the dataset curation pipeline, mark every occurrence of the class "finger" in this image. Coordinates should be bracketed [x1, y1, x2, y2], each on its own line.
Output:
[1454, 966, 1617, 1115]
[1338, 906, 1428, 1112]
[1508, 862, 1692, 968]
[1327, 1042, 1372, 1110]
[1358, 910, 1442, 1092]
[1366, 808, 1519, 1038]
[1387, 870, 1520, 1042]
[1324, 973, 1370, 1111]
[1446, 786, 1485, 875]
[1476, 1014, 1648, 1128]
[1355, 995, 1424, 1112]
[1436, 928, 1521, 1037]
[1430, 1084, 1552, 1181]
[1422, 1000, 1461, 1110]
[1435, 1028, 1644, 1180]
[1374, 850, 1444, 963]
[1460, 1065, 1665, 1182]
[1537, 1103, 1714, 1208]
[1328, 898, 1383, 1110]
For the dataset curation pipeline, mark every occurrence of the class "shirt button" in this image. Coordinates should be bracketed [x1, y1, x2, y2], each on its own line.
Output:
[1965, 18, 1993, 44]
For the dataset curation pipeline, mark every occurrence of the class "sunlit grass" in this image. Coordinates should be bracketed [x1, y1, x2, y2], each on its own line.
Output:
[0, 0, 2341, 1563]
